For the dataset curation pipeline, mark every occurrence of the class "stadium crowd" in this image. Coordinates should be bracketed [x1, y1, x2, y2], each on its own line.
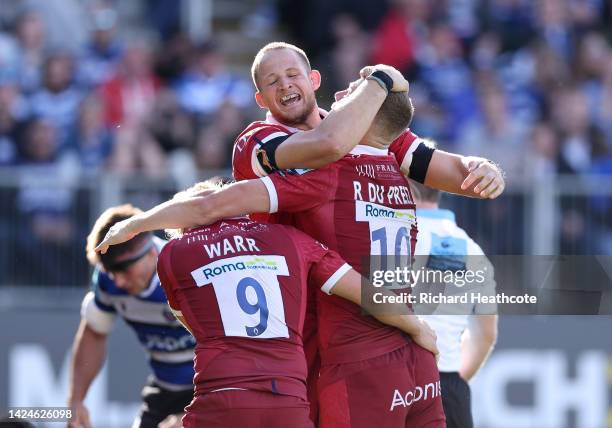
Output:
[1, 0, 611, 286]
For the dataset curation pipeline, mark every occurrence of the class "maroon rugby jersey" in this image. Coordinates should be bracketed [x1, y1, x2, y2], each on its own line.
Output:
[157, 218, 350, 400]
[231, 113, 428, 183]
[259, 146, 419, 365]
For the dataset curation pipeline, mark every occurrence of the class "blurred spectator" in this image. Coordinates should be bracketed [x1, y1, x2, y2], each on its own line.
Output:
[534, 0, 574, 60]
[319, 14, 371, 96]
[447, 0, 480, 43]
[417, 23, 478, 142]
[553, 84, 610, 254]
[153, 32, 193, 83]
[174, 42, 252, 118]
[457, 81, 529, 179]
[148, 89, 194, 154]
[13, 10, 47, 94]
[528, 122, 559, 179]
[0, 80, 28, 165]
[481, 0, 535, 53]
[574, 31, 609, 83]
[517, 40, 572, 118]
[100, 40, 159, 127]
[404, 83, 446, 140]
[29, 52, 83, 149]
[553, 86, 607, 174]
[108, 120, 167, 178]
[582, 50, 612, 147]
[147, 88, 198, 187]
[77, 2, 122, 88]
[470, 32, 502, 72]
[15, 118, 80, 285]
[552, 86, 610, 250]
[194, 102, 244, 171]
[277, 0, 390, 61]
[370, 0, 433, 75]
[66, 94, 113, 175]
[100, 40, 166, 177]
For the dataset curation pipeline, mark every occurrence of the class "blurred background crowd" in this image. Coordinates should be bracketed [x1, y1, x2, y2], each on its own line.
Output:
[1, 0, 611, 287]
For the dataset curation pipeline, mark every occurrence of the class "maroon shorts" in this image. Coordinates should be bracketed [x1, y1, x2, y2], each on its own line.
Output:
[318, 344, 445, 428]
[183, 389, 314, 428]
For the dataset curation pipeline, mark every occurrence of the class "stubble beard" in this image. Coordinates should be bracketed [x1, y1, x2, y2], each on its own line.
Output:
[276, 95, 317, 128]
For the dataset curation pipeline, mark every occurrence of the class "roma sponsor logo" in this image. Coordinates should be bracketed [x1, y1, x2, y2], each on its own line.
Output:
[364, 203, 415, 220]
[200, 257, 279, 281]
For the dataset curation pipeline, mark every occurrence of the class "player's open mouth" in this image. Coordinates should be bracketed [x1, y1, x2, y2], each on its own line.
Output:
[280, 93, 301, 106]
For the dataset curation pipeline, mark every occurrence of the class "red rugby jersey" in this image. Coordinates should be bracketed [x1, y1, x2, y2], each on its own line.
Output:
[231, 114, 428, 182]
[157, 218, 350, 399]
[259, 146, 418, 364]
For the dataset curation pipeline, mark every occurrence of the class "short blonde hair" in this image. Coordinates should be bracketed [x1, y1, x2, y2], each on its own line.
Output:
[165, 179, 226, 239]
[251, 42, 311, 90]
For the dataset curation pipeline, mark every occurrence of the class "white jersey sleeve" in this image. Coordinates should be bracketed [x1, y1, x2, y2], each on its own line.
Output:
[81, 291, 116, 335]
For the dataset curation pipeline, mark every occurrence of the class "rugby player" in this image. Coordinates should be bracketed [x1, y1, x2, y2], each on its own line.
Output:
[233, 42, 504, 200]
[411, 179, 498, 428]
[96, 89, 446, 427]
[67, 205, 194, 428]
[156, 182, 438, 427]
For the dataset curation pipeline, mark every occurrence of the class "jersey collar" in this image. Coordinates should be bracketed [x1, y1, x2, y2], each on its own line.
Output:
[416, 208, 456, 223]
[349, 145, 389, 156]
[265, 108, 328, 133]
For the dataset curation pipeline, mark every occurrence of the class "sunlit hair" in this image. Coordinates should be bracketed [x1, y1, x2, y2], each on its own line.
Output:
[373, 92, 415, 143]
[86, 204, 152, 267]
[165, 179, 226, 240]
[251, 42, 311, 91]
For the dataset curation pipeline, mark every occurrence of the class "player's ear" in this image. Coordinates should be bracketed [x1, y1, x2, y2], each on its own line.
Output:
[309, 69, 321, 91]
[255, 91, 267, 109]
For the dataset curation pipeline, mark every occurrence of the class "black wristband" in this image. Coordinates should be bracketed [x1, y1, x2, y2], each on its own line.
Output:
[409, 143, 435, 184]
[369, 70, 394, 93]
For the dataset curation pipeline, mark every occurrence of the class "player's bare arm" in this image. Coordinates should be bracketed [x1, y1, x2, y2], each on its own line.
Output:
[68, 321, 108, 428]
[425, 150, 505, 199]
[96, 180, 270, 253]
[273, 65, 409, 170]
[330, 269, 439, 357]
[459, 314, 498, 380]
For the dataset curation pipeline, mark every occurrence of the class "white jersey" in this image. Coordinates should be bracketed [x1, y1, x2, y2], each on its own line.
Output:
[414, 208, 496, 372]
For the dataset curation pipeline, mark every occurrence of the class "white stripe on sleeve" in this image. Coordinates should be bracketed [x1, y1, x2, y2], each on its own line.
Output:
[260, 131, 288, 144]
[260, 176, 279, 213]
[321, 263, 352, 295]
